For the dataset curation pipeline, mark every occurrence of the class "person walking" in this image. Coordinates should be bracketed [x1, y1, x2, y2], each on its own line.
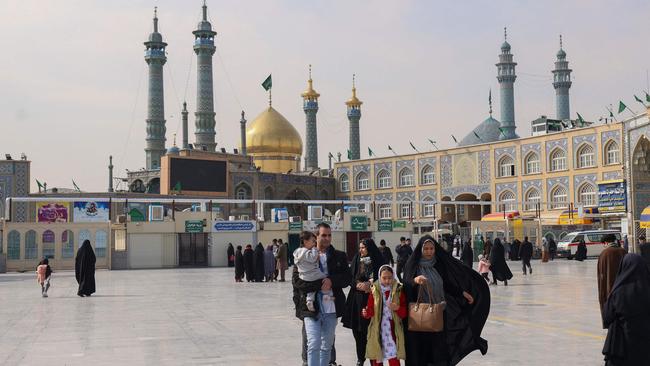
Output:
[75, 240, 96, 297]
[541, 237, 550, 262]
[489, 238, 513, 286]
[395, 237, 412, 282]
[293, 223, 352, 366]
[598, 234, 626, 323]
[475, 236, 485, 261]
[602, 254, 650, 365]
[378, 239, 394, 267]
[574, 239, 588, 261]
[460, 239, 474, 269]
[234, 245, 245, 282]
[227, 243, 235, 267]
[402, 235, 490, 365]
[483, 239, 492, 260]
[36, 258, 53, 297]
[264, 245, 277, 282]
[276, 238, 289, 282]
[361, 265, 407, 366]
[519, 236, 533, 275]
[549, 238, 557, 261]
[343, 238, 385, 366]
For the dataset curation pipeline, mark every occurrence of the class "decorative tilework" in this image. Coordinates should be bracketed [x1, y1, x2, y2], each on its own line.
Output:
[374, 193, 393, 201]
[353, 164, 370, 176]
[522, 179, 542, 193]
[545, 138, 568, 159]
[260, 174, 276, 183]
[418, 157, 436, 169]
[603, 171, 622, 180]
[0, 162, 14, 175]
[281, 175, 317, 185]
[601, 130, 620, 147]
[233, 175, 254, 187]
[521, 143, 541, 157]
[441, 156, 452, 188]
[573, 134, 597, 165]
[353, 195, 372, 201]
[418, 189, 437, 201]
[374, 162, 392, 174]
[574, 174, 597, 202]
[495, 182, 518, 198]
[396, 160, 415, 171]
[337, 167, 350, 181]
[442, 185, 490, 199]
[478, 151, 491, 184]
[494, 147, 516, 161]
[547, 176, 569, 191]
[397, 191, 415, 201]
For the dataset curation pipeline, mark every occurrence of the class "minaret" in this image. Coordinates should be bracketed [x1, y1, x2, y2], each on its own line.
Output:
[144, 7, 167, 169]
[302, 65, 320, 171]
[181, 101, 189, 149]
[552, 35, 572, 121]
[346, 74, 362, 160]
[240, 111, 247, 156]
[193, 0, 217, 151]
[108, 155, 114, 193]
[496, 27, 518, 140]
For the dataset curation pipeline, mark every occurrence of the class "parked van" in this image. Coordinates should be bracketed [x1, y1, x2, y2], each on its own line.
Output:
[557, 230, 621, 258]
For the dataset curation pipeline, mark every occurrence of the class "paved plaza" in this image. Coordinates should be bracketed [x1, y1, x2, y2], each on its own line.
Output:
[1, 259, 607, 365]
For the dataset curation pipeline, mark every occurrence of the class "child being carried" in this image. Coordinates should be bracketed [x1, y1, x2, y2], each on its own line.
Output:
[294, 231, 333, 312]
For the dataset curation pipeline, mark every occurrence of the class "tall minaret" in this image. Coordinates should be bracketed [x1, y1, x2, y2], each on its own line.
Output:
[181, 101, 189, 149]
[346, 74, 362, 160]
[193, 0, 217, 152]
[496, 27, 518, 140]
[240, 111, 247, 156]
[302, 65, 320, 171]
[144, 7, 167, 169]
[108, 155, 114, 193]
[552, 35, 572, 121]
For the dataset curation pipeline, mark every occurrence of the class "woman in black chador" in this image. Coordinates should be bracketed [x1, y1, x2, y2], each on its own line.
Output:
[460, 240, 474, 269]
[574, 239, 588, 261]
[253, 243, 265, 282]
[227, 243, 235, 267]
[489, 238, 513, 286]
[243, 244, 254, 282]
[602, 253, 650, 365]
[403, 235, 490, 365]
[342, 238, 386, 366]
[75, 240, 96, 297]
[234, 245, 245, 282]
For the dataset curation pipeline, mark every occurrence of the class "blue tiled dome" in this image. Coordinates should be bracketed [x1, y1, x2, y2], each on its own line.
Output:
[501, 41, 511, 52]
[458, 116, 502, 147]
[167, 146, 180, 155]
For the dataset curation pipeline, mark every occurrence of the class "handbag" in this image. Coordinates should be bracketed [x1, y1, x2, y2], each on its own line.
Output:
[408, 284, 444, 333]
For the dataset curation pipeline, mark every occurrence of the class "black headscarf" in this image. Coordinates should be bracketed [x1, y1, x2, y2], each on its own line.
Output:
[460, 241, 474, 268]
[234, 245, 244, 279]
[489, 238, 513, 281]
[75, 240, 96, 296]
[602, 254, 650, 364]
[350, 238, 385, 282]
[243, 245, 254, 281]
[403, 235, 490, 365]
[227, 243, 235, 267]
[253, 243, 265, 282]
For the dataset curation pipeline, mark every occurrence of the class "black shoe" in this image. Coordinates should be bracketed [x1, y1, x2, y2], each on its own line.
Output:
[530, 268, 532, 274]
[356, 361, 364, 366]
[504, 280, 508, 286]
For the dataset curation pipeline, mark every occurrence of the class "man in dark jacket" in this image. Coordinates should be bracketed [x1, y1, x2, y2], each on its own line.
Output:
[293, 223, 351, 366]
[519, 236, 533, 275]
[638, 236, 650, 271]
[378, 239, 394, 266]
[395, 237, 412, 281]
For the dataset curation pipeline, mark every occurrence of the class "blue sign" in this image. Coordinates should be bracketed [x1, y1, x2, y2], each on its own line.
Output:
[213, 221, 256, 232]
[597, 180, 627, 213]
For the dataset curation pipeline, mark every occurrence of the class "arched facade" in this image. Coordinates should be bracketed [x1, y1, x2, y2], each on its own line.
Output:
[398, 167, 414, 187]
[376, 169, 392, 189]
[524, 152, 540, 175]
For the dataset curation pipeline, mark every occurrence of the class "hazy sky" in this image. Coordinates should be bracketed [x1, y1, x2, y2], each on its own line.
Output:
[1, 0, 649, 192]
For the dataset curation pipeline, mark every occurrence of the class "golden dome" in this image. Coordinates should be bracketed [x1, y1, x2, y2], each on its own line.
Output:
[345, 86, 363, 107]
[301, 78, 320, 100]
[245, 106, 303, 156]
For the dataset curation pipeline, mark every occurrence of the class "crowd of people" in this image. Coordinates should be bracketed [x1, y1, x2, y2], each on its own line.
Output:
[230, 239, 289, 283]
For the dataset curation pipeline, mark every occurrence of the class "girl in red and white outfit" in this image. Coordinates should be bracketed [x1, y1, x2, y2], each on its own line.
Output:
[362, 264, 407, 366]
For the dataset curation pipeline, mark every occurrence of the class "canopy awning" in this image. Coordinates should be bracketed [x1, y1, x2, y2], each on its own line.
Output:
[640, 206, 650, 228]
[481, 211, 520, 221]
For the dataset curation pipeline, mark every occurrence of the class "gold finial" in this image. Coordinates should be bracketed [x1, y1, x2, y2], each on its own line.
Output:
[301, 64, 320, 100]
[309, 64, 312, 80]
[346, 73, 362, 107]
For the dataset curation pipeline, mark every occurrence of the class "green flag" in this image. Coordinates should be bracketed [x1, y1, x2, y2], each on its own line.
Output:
[428, 139, 436, 145]
[388, 145, 393, 151]
[173, 181, 182, 192]
[368, 147, 374, 157]
[498, 127, 507, 138]
[634, 95, 645, 105]
[609, 109, 614, 118]
[261, 74, 272, 91]
[328, 152, 333, 159]
[576, 113, 585, 126]
[451, 135, 458, 143]
[36, 179, 43, 192]
[409, 141, 418, 151]
[646, 92, 650, 103]
[72, 180, 81, 192]
[618, 101, 627, 114]
[347, 149, 352, 160]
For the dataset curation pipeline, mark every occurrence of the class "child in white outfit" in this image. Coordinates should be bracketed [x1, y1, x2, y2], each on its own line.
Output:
[294, 231, 333, 311]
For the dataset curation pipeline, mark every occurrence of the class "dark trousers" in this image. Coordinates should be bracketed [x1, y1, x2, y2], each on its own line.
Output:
[522, 258, 532, 274]
[396, 262, 405, 282]
[302, 321, 336, 364]
[353, 328, 368, 362]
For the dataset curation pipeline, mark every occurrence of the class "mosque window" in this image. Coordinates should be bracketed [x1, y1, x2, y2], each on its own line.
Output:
[62, 230, 74, 259]
[25, 230, 37, 260]
[398, 168, 414, 187]
[339, 174, 350, 192]
[576, 144, 595, 168]
[421, 165, 435, 185]
[377, 170, 392, 189]
[550, 186, 568, 209]
[236, 185, 251, 200]
[524, 152, 540, 175]
[498, 190, 516, 212]
[95, 230, 108, 258]
[498, 156, 515, 177]
[550, 149, 567, 171]
[524, 188, 541, 211]
[421, 197, 435, 217]
[356, 172, 369, 191]
[379, 204, 392, 219]
[604, 140, 620, 165]
[400, 201, 412, 219]
[42, 230, 55, 259]
[578, 183, 597, 207]
[7, 230, 20, 260]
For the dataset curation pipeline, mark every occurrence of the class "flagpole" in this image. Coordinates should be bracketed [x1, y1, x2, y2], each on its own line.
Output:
[268, 88, 272, 107]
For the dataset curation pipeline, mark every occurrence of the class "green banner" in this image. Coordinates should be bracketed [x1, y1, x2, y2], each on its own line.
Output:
[351, 216, 368, 231]
[185, 220, 204, 233]
[289, 221, 303, 232]
[393, 220, 407, 229]
[378, 219, 393, 232]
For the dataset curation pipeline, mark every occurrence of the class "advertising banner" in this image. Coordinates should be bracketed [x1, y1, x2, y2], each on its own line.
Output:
[597, 180, 627, 213]
[37, 202, 70, 223]
[213, 220, 257, 232]
[73, 201, 109, 222]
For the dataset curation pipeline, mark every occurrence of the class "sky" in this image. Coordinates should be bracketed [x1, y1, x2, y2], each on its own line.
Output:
[1, 0, 649, 192]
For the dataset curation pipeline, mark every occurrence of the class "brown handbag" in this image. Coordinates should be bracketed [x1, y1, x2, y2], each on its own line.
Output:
[408, 284, 444, 333]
